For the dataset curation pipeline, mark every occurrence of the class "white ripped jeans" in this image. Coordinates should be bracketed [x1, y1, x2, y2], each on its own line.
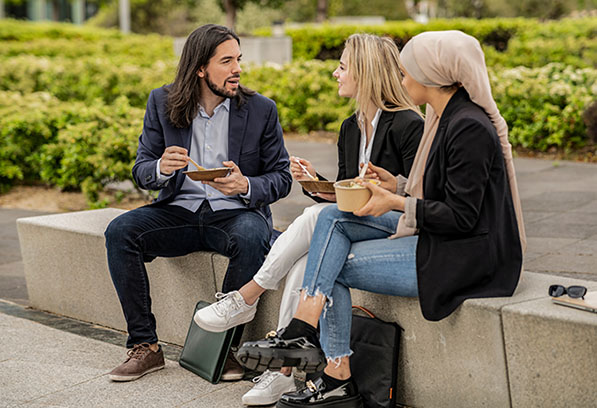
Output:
[251, 202, 332, 330]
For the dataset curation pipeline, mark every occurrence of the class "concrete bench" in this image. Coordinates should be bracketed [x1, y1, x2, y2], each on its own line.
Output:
[16, 208, 282, 345]
[17, 209, 597, 407]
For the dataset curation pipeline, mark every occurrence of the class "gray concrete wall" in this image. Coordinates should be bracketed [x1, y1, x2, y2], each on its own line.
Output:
[173, 36, 292, 66]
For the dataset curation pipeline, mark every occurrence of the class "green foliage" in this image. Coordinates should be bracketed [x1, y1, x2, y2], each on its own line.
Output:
[0, 18, 125, 41]
[492, 63, 597, 150]
[86, 0, 200, 36]
[0, 55, 175, 107]
[242, 60, 352, 132]
[0, 19, 174, 63]
[0, 18, 595, 206]
[0, 36, 174, 61]
[0, 92, 143, 203]
[436, 0, 594, 19]
[255, 17, 597, 68]
[327, 0, 409, 20]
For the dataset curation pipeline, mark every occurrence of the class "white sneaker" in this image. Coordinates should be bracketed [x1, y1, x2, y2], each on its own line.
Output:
[194, 291, 258, 332]
[242, 370, 296, 406]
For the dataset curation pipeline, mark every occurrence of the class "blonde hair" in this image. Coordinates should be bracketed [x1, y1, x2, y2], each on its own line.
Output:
[343, 33, 423, 120]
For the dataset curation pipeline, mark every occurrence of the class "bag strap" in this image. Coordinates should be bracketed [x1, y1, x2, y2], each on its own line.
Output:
[352, 305, 376, 319]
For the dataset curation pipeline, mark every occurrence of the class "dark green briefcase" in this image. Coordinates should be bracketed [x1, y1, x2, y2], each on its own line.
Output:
[179, 300, 238, 384]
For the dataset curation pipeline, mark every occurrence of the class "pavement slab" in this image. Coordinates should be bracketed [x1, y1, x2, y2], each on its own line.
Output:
[0, 311, 259, 408]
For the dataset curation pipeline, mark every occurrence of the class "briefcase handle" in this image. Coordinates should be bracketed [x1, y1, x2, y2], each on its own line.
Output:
[352, 305, 376, 319]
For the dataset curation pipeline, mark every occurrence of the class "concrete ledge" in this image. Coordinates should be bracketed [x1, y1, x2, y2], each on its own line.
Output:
[351, 272, 597, 407]
[502, 282, 597, 407]
[16, 208, 284, 345]
[17, 209, 597, 406]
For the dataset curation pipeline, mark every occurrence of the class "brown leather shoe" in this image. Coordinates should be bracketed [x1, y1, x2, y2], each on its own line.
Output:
[220, 350, 245, 381]
[109, 343, 165, 382]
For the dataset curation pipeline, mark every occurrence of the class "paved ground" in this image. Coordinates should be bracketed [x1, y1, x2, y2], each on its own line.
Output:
[1, 139, 596, 407]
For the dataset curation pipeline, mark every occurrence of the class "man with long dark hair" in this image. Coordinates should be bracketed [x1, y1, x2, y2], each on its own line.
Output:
[104, 24, 291, 382]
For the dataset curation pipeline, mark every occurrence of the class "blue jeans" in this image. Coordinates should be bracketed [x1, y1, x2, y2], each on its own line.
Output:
[105, 201, 270, 347]
[302, 205, 418, 360]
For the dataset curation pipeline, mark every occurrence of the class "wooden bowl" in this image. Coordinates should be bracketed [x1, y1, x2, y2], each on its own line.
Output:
[183, 167, 231, 181]
[298, 180, 336, 194]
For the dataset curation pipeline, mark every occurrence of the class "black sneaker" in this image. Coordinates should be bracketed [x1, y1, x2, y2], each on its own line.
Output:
[236, 330, 327, 373]
[276, 377, 363, 407]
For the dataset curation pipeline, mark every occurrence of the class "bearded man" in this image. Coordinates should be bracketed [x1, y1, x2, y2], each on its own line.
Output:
[104, 24, 291, 382]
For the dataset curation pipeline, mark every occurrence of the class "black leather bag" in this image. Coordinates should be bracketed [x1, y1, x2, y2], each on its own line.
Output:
[179, 300, 238, 384]
[350, 306, 401, 408]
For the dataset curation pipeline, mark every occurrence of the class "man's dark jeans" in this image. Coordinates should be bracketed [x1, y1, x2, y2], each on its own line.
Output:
[104, 201, 271, 348]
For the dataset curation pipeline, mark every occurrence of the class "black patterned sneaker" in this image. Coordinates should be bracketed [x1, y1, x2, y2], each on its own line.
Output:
[277, 377, 363, 407]
[236, 330, 326, 373]
[108, 343, 165, 381]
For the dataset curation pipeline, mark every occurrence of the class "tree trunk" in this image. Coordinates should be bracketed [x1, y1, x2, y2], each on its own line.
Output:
[223, 0, 236, 30]
[316, 0, 327, 22]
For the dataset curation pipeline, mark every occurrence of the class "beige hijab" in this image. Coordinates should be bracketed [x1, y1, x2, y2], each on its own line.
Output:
[393, 30, 526, 252]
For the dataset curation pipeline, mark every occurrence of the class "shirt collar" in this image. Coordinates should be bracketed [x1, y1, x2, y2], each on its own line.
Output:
[198, 98, 231, 118]
[371, 108, 382, 130]
[358, 108, 383, 130]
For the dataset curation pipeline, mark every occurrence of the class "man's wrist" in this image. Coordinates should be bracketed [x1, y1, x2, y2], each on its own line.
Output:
[239, 176, 251, 199]
[156, 158, 175, 183]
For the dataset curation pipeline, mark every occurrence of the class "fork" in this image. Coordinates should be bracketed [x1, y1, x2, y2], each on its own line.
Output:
[294, 157, 318, 181]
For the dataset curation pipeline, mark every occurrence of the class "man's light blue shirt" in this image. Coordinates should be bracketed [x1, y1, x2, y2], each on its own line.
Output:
[156, 98, 251, 212]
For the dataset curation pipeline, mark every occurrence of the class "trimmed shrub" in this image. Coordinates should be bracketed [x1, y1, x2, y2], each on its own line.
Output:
[0, 56, 175, 107]
[492, 63, 597, 150]
[0, 92, 143, 202]
[255, 17, 597, 68]
[243, 60, 352, 132]
[1, 19, 595, 204]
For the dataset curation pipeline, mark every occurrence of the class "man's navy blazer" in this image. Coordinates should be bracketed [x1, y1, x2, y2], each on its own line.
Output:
[132, 86, 292, 231]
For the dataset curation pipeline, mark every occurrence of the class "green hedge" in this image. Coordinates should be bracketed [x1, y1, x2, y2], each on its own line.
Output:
[1, 19, 595, 204]
[0, 92, 142, 202]
[255, 17, 597, 68]
[2, 55, 593, 145]
[2, 63, 594, 202]
[243, 60, 352, 132]
[492, 63, 597, 151]
[0, 36, 175, 62]
[0, 55, 175, 107]
[0, 19, 174, 63]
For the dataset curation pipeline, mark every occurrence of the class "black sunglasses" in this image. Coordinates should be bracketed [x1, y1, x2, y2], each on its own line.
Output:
[548, 284, 587, 300]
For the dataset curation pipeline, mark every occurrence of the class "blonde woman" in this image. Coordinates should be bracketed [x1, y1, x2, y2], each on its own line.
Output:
[195, 33, 423, 405]
[237, 31, 525, 408]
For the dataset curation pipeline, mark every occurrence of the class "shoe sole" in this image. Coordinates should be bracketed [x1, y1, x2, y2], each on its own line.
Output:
[243, 394, 290, 406]
[108, 364, 165, 382]
[242, 386, 296, 405]
[193, 311, 256, 333]
[219, 372, 245, 381]
[276, 395, 363, 408]
[236, 345, 326, 373]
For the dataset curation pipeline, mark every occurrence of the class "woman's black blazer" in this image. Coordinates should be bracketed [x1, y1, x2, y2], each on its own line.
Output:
[415, 88, 523, 321]
[306, 109, 424, 201]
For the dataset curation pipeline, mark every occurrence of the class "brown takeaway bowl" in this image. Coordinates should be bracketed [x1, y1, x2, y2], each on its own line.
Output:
[298, 180, 336, 194]
[183, 167, 231, 181]
[334, 179, 381, 212]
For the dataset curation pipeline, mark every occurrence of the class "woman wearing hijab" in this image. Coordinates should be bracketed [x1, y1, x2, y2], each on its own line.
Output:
[194, 33, 423, 405]
[236, 31, 526, 408]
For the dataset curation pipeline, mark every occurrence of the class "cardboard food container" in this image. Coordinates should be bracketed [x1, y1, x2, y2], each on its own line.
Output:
[298, 180, 336, 194]
[334, 179, 381, 212]
[183, 167, 231, 181]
